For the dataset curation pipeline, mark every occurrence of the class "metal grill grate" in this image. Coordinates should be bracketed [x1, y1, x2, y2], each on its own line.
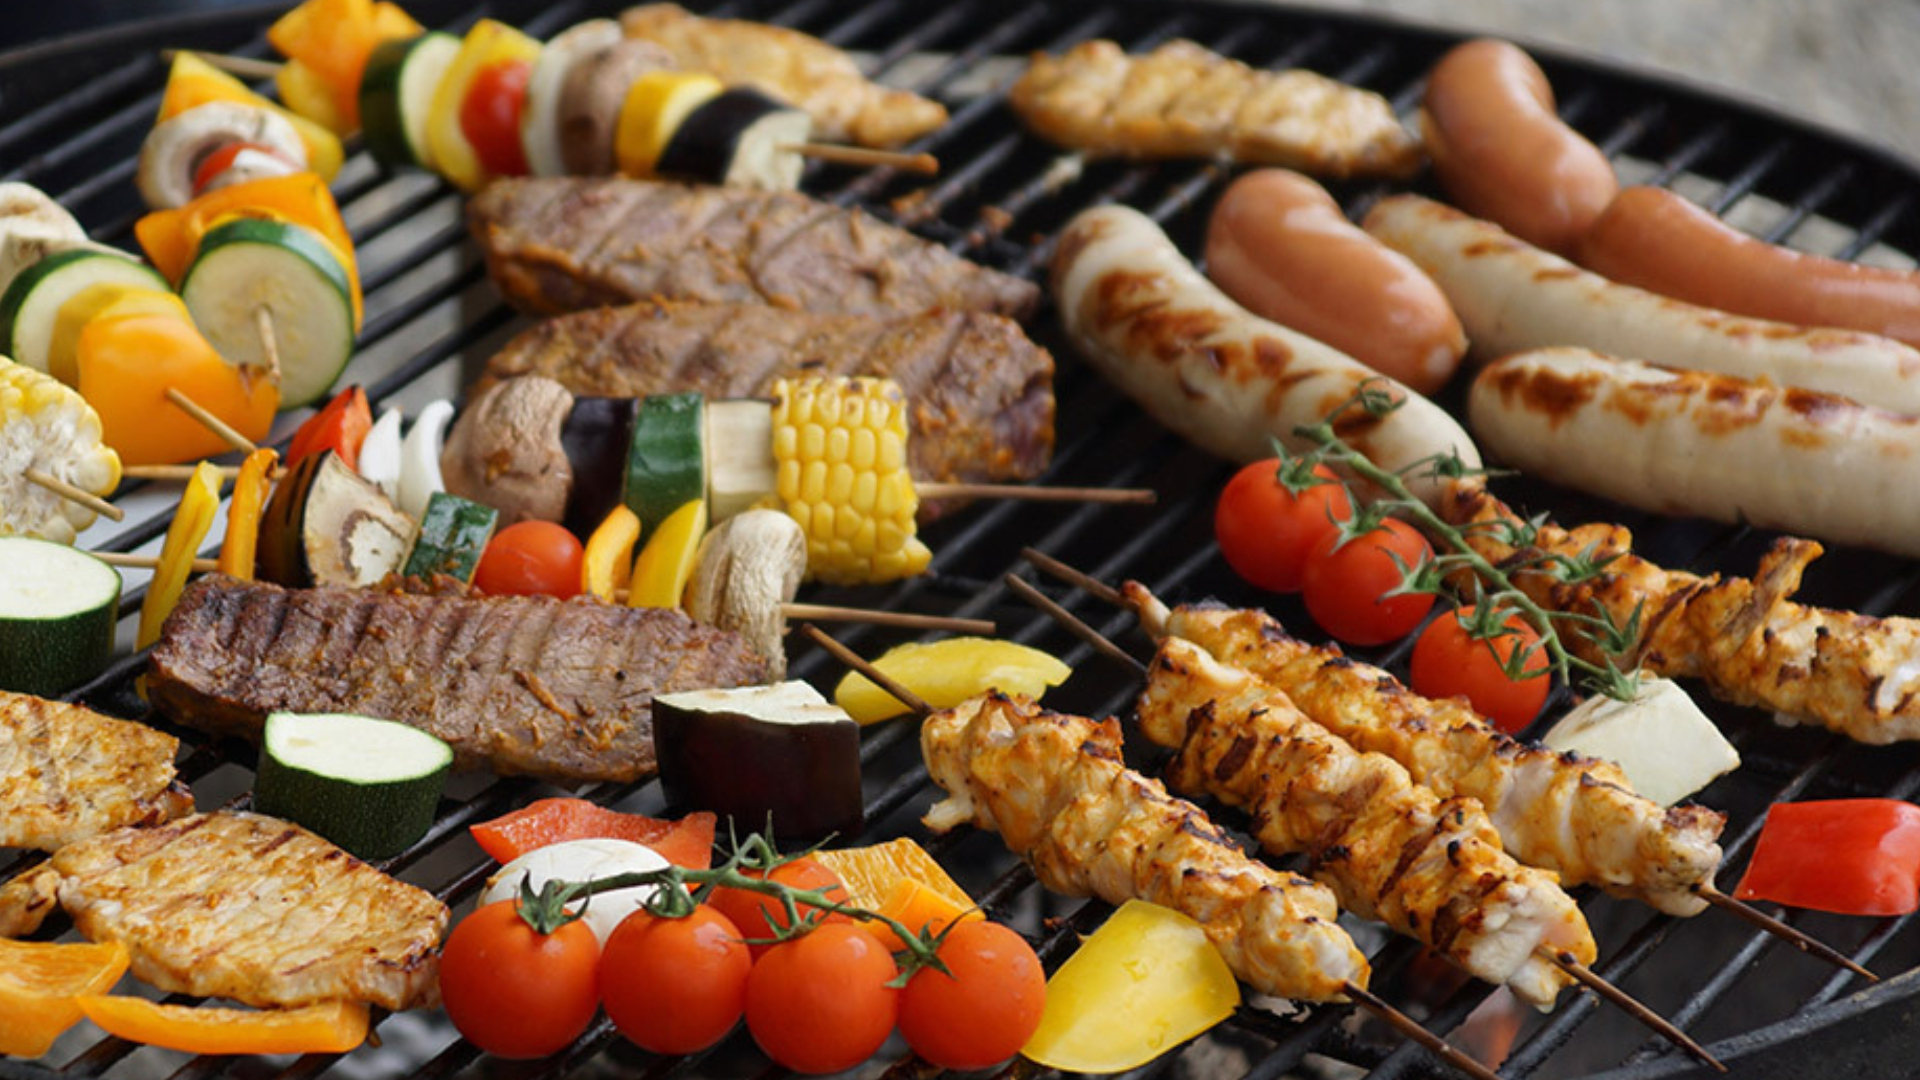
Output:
[5, 1, 1920, 1078]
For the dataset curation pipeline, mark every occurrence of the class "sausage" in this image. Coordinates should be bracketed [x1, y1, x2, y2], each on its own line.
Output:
[1579, 184, 1920, 348]
[1364, 194, 1920, 415]
[1470, 347, 1920, 558]
[1420, 39, 1616, 254]
[1052, 204, 1480, 507]
[1204, 169, 1466, 395]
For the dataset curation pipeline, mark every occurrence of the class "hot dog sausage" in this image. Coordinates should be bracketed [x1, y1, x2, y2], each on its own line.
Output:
[1420, 39, 1616, 254]
[1578, 184, 1920, 348]
[1364, 194, 1920, 415]
[1053, 204, 1480, 507]
[1204, 169, 1467, 395]
[1470, 347, 1920, 558]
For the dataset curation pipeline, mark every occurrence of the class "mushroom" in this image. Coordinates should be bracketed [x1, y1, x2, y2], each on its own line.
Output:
[557, 38, 677, 175]
[0, 182, 95, 295]
[136, 102, 307, 210]
[684, 509, 807, 676]
[439, 376, 576, 525]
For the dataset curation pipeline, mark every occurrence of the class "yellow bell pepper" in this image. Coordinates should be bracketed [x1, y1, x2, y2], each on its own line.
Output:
[0, 939, 130, 1059]
[138, 460, 222, 649]
[47, 285, 187, 387]
[833, 637, 1072, 724]
[582, 503, 642, 600]
[426, 19, 542, 192]
[75, 997, 369, 1055]
[275, 59, 354, 137]
[267, 0, 423, 131]
[628, 498, 706, 609]
[157, 52, 343, 181]
[76, 303, 279, 468]
[217, 448, 280, 579]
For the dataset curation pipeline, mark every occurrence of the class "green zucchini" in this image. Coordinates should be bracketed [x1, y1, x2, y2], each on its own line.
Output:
[403, 492, 498, 584]
[623, 392, 708, 534]
[253, 711, 452, 860]
[0, 249, 168, 378]
[0, 537, 120, 696]
[180, 218, 355, 409]
[360, 32, 462, 171]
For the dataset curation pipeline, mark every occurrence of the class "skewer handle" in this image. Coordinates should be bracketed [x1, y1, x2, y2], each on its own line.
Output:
[800, 623, 933, 718]
[160, 49, 282, 79]
[782, 143, 939, 175]
[24, 469, 124, 522]
[1003, 573, 1146, 675]
[121, 464, 242, 482]
[1343, 981, 1501, 1080]
[1540, 949, 1724, 1071]
[91, 551, 218, 573]
[1695, 885, 1878, 982]
[164, 387, 259, 456]
[779, 603, 993, 635]
[919, 482, 1156, 505]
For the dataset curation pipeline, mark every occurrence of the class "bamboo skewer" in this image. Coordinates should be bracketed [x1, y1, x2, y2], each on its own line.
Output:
[781, 143, 938, 174]
[780, 603, 992, 634]
[921, 482, 1155, 505]
[164, 387, 259, 455]
[1695, 885, 1878, 982]
[254, 308, 283, 385]
[1543, 951, 1724, 1071]
[24, 469, 125, 522]
[160, 49, 281, 79]
[121, 464, 243, 482]
[91, 552, 217, 573]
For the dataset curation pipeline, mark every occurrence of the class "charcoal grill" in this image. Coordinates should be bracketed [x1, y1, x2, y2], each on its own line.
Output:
[6, 1, 1920, 1077]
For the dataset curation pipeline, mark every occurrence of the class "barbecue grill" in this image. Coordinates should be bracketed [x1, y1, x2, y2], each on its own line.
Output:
[6, 1, 1920, 1077]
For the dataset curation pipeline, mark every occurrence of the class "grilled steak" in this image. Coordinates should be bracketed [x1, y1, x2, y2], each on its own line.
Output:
[469, 176, 1039, 320]
[145, 576, 768, 784]
[476, 301, 1056, 494]
[0, 691, 193, 851]
[0, 812, 445, 1010]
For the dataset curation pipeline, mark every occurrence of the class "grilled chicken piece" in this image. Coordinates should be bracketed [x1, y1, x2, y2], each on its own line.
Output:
[619, 4, 946, 148]
[1444, 481, 1920, 745]
[1141, 639, 1592, 1009]
[146, 575, 768, 784]
[0, 812, 445, 1010]
[476, 301, 1055, 500]
[0, 691, 193, 851]
[469, 177, 1038, 320]
[1011, 39, 1422, 178]
[1127, 584, 1726, 916]
[922, 692, 1369, 1002]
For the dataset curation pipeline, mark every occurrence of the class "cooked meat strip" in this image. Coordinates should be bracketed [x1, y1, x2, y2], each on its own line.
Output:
[618, 3, 946, 149]
[1444, 480, 1920, 746]
[1126, 583, 1726, 916]
[922, 691, 1369, 1002]
[145, 575, 767, 784]
[1139, 639, 1592, 1009]
[1011, 39, 1422, 178]
[476, 300, 1055, 496]
[0, 691, 193, 851]
[469, 177, 1038, 320]
[0, 812, 444, 1010]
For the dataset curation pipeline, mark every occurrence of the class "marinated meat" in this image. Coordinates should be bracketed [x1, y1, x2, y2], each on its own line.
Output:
[145, 575, 768, 784]
[468, 177, 1038, 320]
[0, 691, 193, 852]
[0, 812, 445, 1010]
[476, 301, 1056, 493]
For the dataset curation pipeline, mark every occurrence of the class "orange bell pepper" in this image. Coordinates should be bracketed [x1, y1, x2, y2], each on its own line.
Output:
[75, 997, 369, 1055]
[217, 448, 281, 579]
[268, 0, 424, 131]
[0, 939, 130, 1059]
[77, 306, 279, 468]
[275, 59, 354, 137]
[158, 52, 343, 180]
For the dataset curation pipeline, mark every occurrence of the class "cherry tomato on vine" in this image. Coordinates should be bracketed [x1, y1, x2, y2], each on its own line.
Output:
[1410, 607, 1550, 733]
[898, 919, 1047, 1070]
[1301, 519, 1435, 646]
[1214, 460, 1353, 593]
[745, 922, 900, 1074]
[439, 899, 600, 1060]
[459, 59, 533, 177]
[708, 857, 850, 958]
[474, 521, 584, 598]
[600, 905, 752, 1055]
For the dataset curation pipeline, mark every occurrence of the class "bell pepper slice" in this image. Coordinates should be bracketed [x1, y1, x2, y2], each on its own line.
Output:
[470, 798, 716, 869]
[76, 306, 279, 468]
[216, 448, 281, 579]
[0, 939, 130, 1059]
[138, 460, 222, 649]
[582, 503, 642, 600]
[833, 638, 1072, 724]
[267, 0, 423, 131]
[275, 59, 354, 137]
[1735, 799, 1920, 916]
[157, 52, 343, 181]
[74, 997, 369, 1055]
[285, 385, 372, 472]
[627, 498, 707, 609]
[48, 284, 188, 388]
[813, 838, 980, 952]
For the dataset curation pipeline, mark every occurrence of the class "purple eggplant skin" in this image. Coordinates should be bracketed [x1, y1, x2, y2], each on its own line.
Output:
[560, 395, 639, 537]
[653, 696, 865, 843]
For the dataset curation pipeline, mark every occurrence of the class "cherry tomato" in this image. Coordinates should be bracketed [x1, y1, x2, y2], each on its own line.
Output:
[709, 857, 851, 958]
[745, 922, 900, 1074]
[439, 899, 600, 1060]
[1410, 606, 1551, 734]
[1301, 518, 1435, 646]
[474, 521, 584, 598]
[898, 919, 1046, 1070]
[1214, 460, 1352, 593]
[600, 905, 751, 1055]
[460, 59, 533, 177]
[190, 142, 295, 195]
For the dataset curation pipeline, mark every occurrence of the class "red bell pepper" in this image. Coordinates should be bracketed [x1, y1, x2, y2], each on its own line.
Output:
[470, 799, 716, 869]
[286, 385, 372, 472]
[1734, 799, 1920, 916]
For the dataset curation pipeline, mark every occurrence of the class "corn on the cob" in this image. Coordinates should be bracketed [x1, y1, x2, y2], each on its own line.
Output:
[0, 356, 120, 544]
[769, 374, 931, 584]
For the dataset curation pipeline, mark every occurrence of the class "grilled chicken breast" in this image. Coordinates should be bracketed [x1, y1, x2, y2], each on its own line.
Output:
[0, 691, 192, 852]
[1012, 39, 1422, 178]
[923, 692, 1369, 1002]
[0, 812, 445, 1010]
[1140, 639, 1593, 1009]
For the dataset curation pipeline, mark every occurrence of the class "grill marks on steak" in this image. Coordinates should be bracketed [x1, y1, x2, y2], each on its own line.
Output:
[146, 576, 768, 783]
[469, 177, 1040, 320]
[478, 301, 1056, 491]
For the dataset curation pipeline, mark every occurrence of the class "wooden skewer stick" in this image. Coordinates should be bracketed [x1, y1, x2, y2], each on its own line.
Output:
[91, 552, 218, 573]
[1542, 950, 1724, 1071]
[782, 143, 939, 175]
[164, 387, 258, 456]
[253, 307, 283, 385]
[24, 469, 124, 523]
[1342, 982, 1502, 1080]
[1020, 546, 1125, 606]
[121, 464, 243, 482]
[780, 602, 993, 635]
[1695, 885, 1877, 982]
[1002, 574, 1144, 675]
[920, 482, 1155, 505]
[159, 49, 282, 79]
[801, 623, 932, 716]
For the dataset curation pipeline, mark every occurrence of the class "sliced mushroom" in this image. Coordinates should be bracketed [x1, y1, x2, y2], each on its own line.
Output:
[522, 18, 624, 177]
[557, 38, 677, 175]
[0, 183, 90, 295]
[136, 102, 307, 210]
[439, 375, 576, 525]
[685, 509, 807, 677]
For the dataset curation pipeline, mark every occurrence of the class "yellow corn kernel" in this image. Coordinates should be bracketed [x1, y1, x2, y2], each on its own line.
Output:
[0, 357, 122, 545]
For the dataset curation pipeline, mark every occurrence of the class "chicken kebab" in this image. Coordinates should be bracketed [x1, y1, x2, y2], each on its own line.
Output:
[0, 691, 193, 852]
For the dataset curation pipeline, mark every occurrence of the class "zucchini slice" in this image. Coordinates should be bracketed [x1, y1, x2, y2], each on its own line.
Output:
[0, 537, 119, 696]
[179, 218, 355, 409]
[359, 32, 462, 171]
[0, 250, 169, 380]
[623, 391, 707, 534]
[253, 711, 453, 860]
[403, 492, 498, 584]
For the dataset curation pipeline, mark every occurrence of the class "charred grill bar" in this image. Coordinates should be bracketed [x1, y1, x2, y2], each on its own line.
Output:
[5, 0, 1920, 1078]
